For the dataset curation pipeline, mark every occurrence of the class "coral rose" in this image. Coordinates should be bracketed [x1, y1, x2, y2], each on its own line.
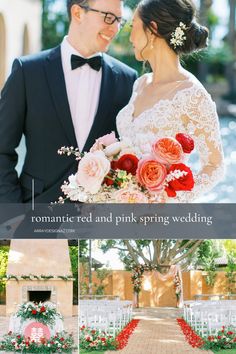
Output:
[152, 137, 184, 164]
[175, 133, 194, 153]
[137, 158, 167, 192]
[76, 151, 110, 194]
[116, 154, 139, 175]
[90, 132, 117, 152]
[165, 163, 194, 197]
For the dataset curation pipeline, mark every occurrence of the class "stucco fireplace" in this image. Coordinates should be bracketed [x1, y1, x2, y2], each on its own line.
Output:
[6, 240, 74, 317]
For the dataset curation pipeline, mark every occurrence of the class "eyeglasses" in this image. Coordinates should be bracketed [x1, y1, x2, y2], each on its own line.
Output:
[80, 6, 126, 27]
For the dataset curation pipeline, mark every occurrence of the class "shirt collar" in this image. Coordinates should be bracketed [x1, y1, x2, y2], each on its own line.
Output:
[61, 36, 102, 71]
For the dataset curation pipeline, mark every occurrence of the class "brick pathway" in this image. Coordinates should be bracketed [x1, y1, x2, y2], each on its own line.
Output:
[105, 308, 213, 354]
[0, 316, 78, 353]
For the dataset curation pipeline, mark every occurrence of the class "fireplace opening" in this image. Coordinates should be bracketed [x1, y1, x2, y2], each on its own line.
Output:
[28, 291, 51, 303]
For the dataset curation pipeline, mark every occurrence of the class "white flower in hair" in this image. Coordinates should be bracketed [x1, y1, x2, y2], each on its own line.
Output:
[170, 22, 187, 49]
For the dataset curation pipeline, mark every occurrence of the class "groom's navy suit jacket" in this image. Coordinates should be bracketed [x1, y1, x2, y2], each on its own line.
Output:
[0, 46, 137, 203]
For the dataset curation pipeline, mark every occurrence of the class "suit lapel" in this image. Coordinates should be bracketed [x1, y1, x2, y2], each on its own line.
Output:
[83, 55, 118, 152]
[44, 46, 77, 147]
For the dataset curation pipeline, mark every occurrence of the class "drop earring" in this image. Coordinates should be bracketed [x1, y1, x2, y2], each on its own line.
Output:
[150, 37, 154, 50]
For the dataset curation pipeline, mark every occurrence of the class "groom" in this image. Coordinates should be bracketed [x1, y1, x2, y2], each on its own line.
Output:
[0, 0, 137, 203]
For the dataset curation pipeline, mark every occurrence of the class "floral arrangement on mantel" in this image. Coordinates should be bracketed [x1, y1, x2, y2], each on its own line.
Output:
[16, 302, 62, 326]
[0, 331, 75, 353]
[1, 274, 74, 281]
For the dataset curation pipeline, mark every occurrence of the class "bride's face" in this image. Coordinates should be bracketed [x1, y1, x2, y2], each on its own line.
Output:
[130, 10, 153, 61]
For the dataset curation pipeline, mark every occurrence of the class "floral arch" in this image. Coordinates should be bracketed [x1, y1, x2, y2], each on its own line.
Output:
[131, 264, 183, 308]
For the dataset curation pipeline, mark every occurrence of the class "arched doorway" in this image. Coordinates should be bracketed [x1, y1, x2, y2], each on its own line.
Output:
[0, 13, 6, 89]
[22, 24, 30, 55]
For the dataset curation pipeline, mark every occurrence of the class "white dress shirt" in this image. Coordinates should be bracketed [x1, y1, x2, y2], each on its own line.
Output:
[61, 36, 102, 151]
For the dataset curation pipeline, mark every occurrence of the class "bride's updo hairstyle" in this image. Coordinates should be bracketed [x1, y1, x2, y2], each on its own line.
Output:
[137, 0, 209, 54]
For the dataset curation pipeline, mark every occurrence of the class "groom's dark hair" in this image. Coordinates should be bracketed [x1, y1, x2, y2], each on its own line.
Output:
[67, 0, 92, 21]
[67, 0, 123, 21]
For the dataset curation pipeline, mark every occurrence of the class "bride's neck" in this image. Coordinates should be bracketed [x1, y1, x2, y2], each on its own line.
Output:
[148, 45, 185, 84]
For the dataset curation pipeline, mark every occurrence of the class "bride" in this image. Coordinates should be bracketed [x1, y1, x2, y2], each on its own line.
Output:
[116, 0, 224, 202]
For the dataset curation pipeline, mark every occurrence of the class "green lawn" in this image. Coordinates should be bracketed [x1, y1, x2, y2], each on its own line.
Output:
[79, 349, 106, 354]
[212, 350, 236, 354]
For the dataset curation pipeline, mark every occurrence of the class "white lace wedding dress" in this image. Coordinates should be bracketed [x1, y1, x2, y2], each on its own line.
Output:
[116, 73, 224, 202]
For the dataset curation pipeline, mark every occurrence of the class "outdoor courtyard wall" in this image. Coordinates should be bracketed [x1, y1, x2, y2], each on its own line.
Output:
[89, 270, 232, 306]
[202, 271, 229, 295]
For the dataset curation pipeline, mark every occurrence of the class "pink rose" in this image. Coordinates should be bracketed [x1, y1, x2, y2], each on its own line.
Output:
[90, 132, 117, 152]
[76, 151, 110, 194]
[152, 137, 184, 164]
[114, 189, 148, 203]
[136, 158, 167, 192]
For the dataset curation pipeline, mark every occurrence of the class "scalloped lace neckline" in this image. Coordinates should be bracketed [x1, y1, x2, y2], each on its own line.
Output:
[131, 81, 196, 122]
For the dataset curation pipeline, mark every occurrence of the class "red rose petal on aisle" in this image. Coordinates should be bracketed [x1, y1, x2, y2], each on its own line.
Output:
[177, 318, 204, 348]
[115, 319, 140, 349]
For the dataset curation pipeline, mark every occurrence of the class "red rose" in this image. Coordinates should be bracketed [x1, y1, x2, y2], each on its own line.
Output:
[31, 309, 37, 315]
[111, 160, 118, 170]
[104, 173, 114, 186]
[60, 337, 64, 341]
[175, 133, 194, 153]
[165, 163, 194, 197]
[40, 306, 46, 313]
[116, 154, 139, 175]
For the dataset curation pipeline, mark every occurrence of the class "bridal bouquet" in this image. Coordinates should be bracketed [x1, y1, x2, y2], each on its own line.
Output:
[57, 132, 195, 203]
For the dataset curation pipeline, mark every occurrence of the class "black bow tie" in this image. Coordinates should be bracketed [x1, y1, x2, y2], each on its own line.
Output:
[71, 54, 102, 71]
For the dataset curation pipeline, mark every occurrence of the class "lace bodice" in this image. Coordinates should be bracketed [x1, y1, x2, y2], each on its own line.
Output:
[116, 73, 224, 202]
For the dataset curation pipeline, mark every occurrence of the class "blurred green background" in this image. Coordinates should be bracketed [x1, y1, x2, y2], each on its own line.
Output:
[41, 0, 236, 101]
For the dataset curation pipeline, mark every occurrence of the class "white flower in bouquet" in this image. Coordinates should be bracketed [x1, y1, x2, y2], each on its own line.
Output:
[104, 141, 122, 157]
[61, 174, 88, 202]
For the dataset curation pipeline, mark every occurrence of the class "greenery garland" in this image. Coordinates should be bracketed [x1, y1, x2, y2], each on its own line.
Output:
[1, 274, 74, 281]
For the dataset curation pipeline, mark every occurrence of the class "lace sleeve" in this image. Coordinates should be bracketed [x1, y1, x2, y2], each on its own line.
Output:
[175, 87, 224, 202]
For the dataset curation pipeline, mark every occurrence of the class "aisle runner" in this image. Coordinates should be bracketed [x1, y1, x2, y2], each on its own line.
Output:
[105, 318, 213, 354]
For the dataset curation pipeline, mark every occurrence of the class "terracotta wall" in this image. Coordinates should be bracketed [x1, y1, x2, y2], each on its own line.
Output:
[88, 270, 233, 307]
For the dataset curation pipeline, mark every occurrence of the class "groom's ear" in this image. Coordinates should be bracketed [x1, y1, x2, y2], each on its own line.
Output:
[71, 4, 84, 23]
